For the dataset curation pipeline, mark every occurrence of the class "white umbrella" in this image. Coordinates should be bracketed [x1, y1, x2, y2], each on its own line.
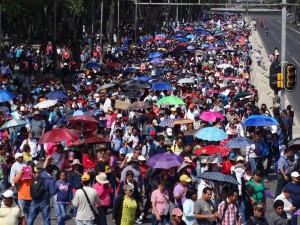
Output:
[34, 100, 58, 109]
[216, 63, 233, 69]
[177, 78, 195, 84]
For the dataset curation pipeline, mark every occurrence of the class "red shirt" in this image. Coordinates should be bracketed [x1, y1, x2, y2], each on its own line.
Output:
[221, 160, 235, 175]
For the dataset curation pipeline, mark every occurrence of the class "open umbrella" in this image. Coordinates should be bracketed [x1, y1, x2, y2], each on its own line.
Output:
[186, 34, 196, 39]
[177, 78, 195, 84]
[148, 52, 163, 59]
[157, 96, 185, 106]
[199, 111, 225, 122]
[0, 119, 27, 130]
[216, 64, 233, 69]
[39, 128, 79, 144]
[124, 67, 137, 73]
[85, 62, 106, 69]
[46, 91, 67, 100]
[288, 138, 300, 150]
[206, 45, 219, 51]
[128, 102, 151, 111]
[0, 90, 14, 102]
[126, 81, 150, 90]
[151, 80, 172, 91]
[73, 136, 109, 145]
[187, 46, 195, 51]
[243, 115, 279, 126]
[73, 110, 94, 117]
[173, 119, 194, 125]
[198, 172, 239, 185]
[194, 127, 228, 141]
[194, 145, 225, 155]
[184, 129, 199, 136]
[136, 76, 151, 82]
[146, 153, 184, 169]
[225, 137, 254, 148]
[159, 118, 179, 128]
[96, 83, 116, 92]
[150, 58, 164, 65]
[234, 92, 252, 99]
[68, 115, 99, 124]
[34, 100, 58, 109]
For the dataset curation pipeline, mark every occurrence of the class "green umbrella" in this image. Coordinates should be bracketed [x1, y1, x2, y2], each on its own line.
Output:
[0, 119, 27, 130]
[234, 92, 252, 99]
[157, 96, 185, 106]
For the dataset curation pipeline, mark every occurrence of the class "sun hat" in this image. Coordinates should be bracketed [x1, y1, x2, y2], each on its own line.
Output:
[14, 152, 23, 160]
[96, 173, 109, 184]
[236, 156, 244, 162]
[179, 174, 192, 183]
[291, 171, 300, 178]
[138, 155, 146, 161]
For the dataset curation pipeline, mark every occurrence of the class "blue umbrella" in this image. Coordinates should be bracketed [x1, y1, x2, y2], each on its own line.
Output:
[119, 46, 128, 51]
[0, 90, 13, 102]
[46, 91, 67, 100]
[151, 79, 172, 91]
[201, 43, 209, 48]
[175, 33, 185, 37]
[158, 43, 168, 48]
[206, 46, 219, 51]
[150, 58, 164, 65]
[187, 45, 195, 51]
[195, 127, 228, 141]
[175, 37, 189, 42]
[140, 36, 150, 42]
[148, 52, 163, 59]
[243, 115, 279, 126]
[155, 34, 165, 38]
[124, 67, 137, 73]
[225, 137, 254, 148]
[73, 110, 94, 117]
[136, 76, 151, 82]
[186, 34, 196, 39]
[85, 63, 106, 69]
[159, 118, 179, 127]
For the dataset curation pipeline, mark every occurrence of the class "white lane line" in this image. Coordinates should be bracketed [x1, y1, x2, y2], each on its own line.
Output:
[292, 57, 300, 67]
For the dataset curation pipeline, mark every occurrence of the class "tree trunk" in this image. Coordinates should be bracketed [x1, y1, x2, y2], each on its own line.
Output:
[106, 0, 115, 45]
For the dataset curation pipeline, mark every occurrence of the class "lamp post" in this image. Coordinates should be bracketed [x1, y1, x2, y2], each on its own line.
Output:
[100, 0, 103, 63]
[117, 0, 120, 48]
[281, 0, 287, 110]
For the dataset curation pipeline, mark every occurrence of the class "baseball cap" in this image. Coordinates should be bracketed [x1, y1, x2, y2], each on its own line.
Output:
[152, 119, 158, 126]
[228, 152, 236, 160]
[119, 148, 127, 155]
[166, 128, 173, 136]
[172, 208, 183, 216]
[82, 174, 91, 181]
[236, 156, 244, 162]
[14, 152, 23, 160]
[253, 204, 264, 211]
[2, 189, 14, 198]
[179, 174, 192, 183]
[291, 171, 300, 178]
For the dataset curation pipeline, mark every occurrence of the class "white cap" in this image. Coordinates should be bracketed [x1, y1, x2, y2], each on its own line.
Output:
[20, 106, 25, 112]
[291, 171, 300, 178]
[166, 128, 172, 136]
[152, 119, 158, 126]
[117, 114, 122, 118]
[138, 155, 146, 161]
[2, 189, 14, 198]
[14, 152, 23, 160]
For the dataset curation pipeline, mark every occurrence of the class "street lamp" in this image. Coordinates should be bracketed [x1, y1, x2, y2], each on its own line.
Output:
[100, 0, 103, 63]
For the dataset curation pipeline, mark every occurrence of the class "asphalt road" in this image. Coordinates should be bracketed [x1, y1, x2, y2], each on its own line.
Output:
[250, 14, 300, 127]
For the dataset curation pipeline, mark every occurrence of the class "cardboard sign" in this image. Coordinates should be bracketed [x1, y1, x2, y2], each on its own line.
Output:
[115, 100, 131, 110]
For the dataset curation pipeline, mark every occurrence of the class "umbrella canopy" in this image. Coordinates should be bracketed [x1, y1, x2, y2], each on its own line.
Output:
[199, 111, 225, 122]
[73, 136, 108, 145]
[0, 90, 14, 102]
[187, 45, 195, 51]
[126, 81, 150, 90]
[159, 118, 179, 128]
[216, 64, 233, 69]
[157, 96, 185, 106]
[243, 115, 279, 126]
[184, 129, 199, 136]
[146, 153, 184, 169]
[186, 34, 196, 39]
[206, 45, 218, 50]
[136, 76, 151, 82]
[234, 92, 252, 99]
[68, 115, 99, 124]
[151, 80, 172, 91]
[225, 137, 254, 148]
[85, 62, 106, 69]
[46, 91, 67, 100]
[198, 172, 239, 185]
[128, 102, 151, 111]
[288, 138, 300, 150]
[173, 119, 194, 125]
[148, 52, 163, 59]
[39, 128, 79, 144]
[194, 127, 228, 141]
[73, 110, 94, 117]
[177, 78, 195, 84]
[96, 83, 116, 92]
[150, 58, 164, 65]
[34, 100, 58, 109]
[0, 119, 27, 130]
[194, 145, 225, 155]
[124, 67, 137, 73]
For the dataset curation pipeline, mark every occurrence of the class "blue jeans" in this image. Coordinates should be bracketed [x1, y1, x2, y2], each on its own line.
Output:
[53, 194, 59, 217]
[57, 203, 67, 225]
[18, 199, 32, 215]
[151, 214, 169, 225]
[70, 192, 78, 217]
[248, 157, 257, 172]
[0, 179, 4, 196]
[27, 200, 51, 225]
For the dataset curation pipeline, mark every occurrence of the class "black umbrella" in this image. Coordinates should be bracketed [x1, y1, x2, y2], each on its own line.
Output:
[126, 80, 150, 90]
[198, 172, 239, 186]
[128, 101, 151, 111]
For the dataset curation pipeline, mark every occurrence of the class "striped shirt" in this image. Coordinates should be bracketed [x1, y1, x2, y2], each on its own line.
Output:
[218, 199, 240, 225]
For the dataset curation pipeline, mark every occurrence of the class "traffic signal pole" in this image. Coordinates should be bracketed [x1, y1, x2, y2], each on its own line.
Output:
[281, 0, 287, 110]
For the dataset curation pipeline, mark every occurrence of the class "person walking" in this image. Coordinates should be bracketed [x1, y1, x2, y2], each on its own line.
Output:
[182, 189, 197, 225]
[245, 205, 268, 225]
[72, 174, 102, 225]
[267, 200, 288, 225]
[218, 189, 241, 225]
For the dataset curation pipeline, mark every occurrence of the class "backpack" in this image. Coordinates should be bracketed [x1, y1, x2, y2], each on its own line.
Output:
[253, 142, 262, 156]
[30, 175, 45, 199]
[221, 200, 239, 222]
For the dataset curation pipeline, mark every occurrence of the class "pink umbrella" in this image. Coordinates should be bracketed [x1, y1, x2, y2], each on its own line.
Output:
[155, 36, 165, 41]
[185, 27, 194, 31]
[199, 111, 225, 122]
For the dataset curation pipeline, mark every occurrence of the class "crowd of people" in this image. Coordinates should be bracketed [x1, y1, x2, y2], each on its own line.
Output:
[0, 12, 299, 225]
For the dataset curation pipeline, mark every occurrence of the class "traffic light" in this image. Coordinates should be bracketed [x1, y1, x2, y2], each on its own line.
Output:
[269, 61, 283, 91]
[284, 63, 297, 92]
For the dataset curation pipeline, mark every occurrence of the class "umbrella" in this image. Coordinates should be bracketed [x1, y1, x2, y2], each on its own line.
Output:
[151, 80, 172, 91]
[184, 129, 199, 136]
[216, 64, 233, 69]
[243, 115, 279, 126]
[173, 119, 194, 125]
[106, 62, 122, 67]
[68, 115, 99, 124]
[96, 83, 116, 92]
[34, 100, 58, 109]
[46, 91, 67, 100]
[187, 46, 195, 51]
[123, 91, 139, 98]
[159, 118, 179, 128]
[39, 128, 79, 144]
[199, 111, 225, 122]
[234, 92, 252, 99]
[185, 27, 193, 31]
[194, 145, 225, 155]
[73, 136, 109, 145]
[150, 58, 164, 65]
[157, 96, 185, 106]
[177, 78, 195, 84]
[174, 46, 187, 52]
[225, 137, 254, 148]
[136, 76, 151, 82]
[124, 67, 137, 73]
[148, 52, 163, 59]
[0, 119, 27, 130]
[85, 63, 106, 69]
[288, 138, 300, 150]
[126, 81, 150, 90]
[73, 110, 94, 117]
[186, 34, 196, 39]
[128, 102, 151, 111]
[264, 190, 275, 199]
[198, 172, 239, 185]
[178, 42, 188, 46]
[146, 153, 184, 169]
[0, 90, 14, 102]
[194, 127, 228, 141]
[206, 45, 219, 51]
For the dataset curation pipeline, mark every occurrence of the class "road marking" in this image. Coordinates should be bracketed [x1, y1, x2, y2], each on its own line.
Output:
[292, 57, 300, 67]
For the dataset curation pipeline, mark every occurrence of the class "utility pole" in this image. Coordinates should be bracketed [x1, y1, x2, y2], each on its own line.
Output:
[281, 0, 286, 110]
[0, 3, 2, 55]
[117, 0, 120, 48]
[135, 0, 138, 45]
[100, 0, 103, 63]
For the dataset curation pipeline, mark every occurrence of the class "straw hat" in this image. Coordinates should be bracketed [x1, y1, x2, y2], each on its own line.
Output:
[96, 173, 109, 184]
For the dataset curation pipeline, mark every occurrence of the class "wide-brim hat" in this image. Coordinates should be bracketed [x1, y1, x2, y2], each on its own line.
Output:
[96, 173, 109, 184]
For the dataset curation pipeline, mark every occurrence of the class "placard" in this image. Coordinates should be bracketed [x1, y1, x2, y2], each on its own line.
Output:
[115, 100, 131, 110]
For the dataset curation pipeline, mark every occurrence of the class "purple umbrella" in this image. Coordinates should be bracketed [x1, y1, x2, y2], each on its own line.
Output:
[175, 33, 185, 37]
[150, 58, 164, 65]
[264, 190, 274, 199]
[146, 153, 184, 169]
[206, 45, 219, 51]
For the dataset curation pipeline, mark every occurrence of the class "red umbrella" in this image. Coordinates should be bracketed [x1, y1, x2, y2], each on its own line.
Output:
[39, 128, 79, 144]
[73, 136, 110, 146]
[199, 111, 225, 122]
[194, 145, 225, 155]
[178, 42, 188, 46]
[106, 62, 122, 67]
[68, 115, 99, 124]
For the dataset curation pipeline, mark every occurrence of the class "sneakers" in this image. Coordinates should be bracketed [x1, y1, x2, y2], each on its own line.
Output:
[135, 218, 142, 224]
